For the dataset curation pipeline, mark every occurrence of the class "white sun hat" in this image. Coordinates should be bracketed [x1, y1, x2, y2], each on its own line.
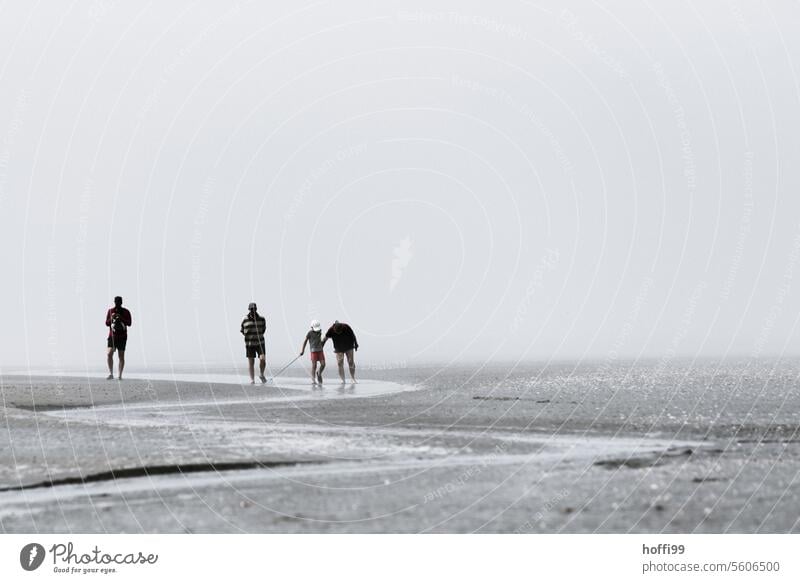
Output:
[310, 320, 321, 331]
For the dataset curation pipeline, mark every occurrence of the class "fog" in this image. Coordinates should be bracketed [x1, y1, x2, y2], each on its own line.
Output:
[1, 0, 799, 369]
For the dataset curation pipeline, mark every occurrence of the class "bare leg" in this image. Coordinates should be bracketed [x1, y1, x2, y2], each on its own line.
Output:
[248, 357, 255, 383]
[118, 351, 126, 379]
[318, 360, 326, 383]
[336, 353, 346, 383]
[311, 360, 317, 383]
[259, 355, 266, 379]
[346, 350, 356, 382]
[106, 347, 114, 377]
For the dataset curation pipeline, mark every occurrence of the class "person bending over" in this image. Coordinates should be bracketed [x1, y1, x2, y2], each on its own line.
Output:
[323, 320, 358, 383]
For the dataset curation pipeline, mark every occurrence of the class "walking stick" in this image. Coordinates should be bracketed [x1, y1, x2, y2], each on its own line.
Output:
[266, 354, 302, 382]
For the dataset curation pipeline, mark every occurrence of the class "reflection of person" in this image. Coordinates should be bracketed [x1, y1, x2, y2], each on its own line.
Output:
[240, 302, 267, 384]
[323, 320, 358, 383]
[105, 296, 132, 380]
[300, 320, 326, 385]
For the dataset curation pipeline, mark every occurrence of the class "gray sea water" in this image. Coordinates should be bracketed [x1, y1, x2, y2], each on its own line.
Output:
[2, 357, 798, 532]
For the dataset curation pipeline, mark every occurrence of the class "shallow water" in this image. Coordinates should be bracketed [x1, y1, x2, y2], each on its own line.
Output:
[2, 358, 799, 532]
[11, 370, 419, 403]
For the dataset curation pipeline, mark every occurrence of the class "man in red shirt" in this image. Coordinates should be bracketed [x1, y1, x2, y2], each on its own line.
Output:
[105, 296, 132, 380]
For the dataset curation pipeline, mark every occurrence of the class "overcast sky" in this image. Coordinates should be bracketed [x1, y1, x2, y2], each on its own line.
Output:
[1, 0, 799, 370]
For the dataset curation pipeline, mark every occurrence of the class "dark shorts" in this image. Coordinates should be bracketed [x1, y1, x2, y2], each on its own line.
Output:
[107, 336, 127, 351]
[335, 349, 354, 361]
[246, 345, 266, 358]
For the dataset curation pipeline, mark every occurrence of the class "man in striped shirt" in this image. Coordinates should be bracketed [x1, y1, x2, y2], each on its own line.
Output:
[240, 302, 267, 384]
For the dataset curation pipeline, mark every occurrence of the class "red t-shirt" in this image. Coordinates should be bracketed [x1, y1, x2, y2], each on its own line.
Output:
[106, 307, 132, 339]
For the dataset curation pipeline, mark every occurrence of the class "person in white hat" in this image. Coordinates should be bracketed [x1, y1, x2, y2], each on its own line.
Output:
[299, 319, 326, 385]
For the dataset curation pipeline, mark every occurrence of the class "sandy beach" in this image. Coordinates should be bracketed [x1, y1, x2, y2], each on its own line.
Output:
[1, 359, 799, 533]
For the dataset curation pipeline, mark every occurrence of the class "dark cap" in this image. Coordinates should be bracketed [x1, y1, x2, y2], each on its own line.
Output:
[248, 302, 257, 310]
[114, 296, 123, 305]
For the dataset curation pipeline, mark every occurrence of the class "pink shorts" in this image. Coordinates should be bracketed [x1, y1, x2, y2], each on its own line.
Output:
[310, 351, 325, 363]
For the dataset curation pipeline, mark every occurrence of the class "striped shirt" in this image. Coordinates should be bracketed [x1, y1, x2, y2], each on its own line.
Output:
[240, 314, 266, 348]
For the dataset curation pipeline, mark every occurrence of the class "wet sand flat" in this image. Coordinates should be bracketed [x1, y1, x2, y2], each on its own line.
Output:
[2, 361, 799, 533]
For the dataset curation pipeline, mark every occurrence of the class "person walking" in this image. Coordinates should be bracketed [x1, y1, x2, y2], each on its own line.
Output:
[241, 302, 267, 384]
[323, 320, 358, 383]
[105, 296, 132, 380]
[299, 320, 326, 385]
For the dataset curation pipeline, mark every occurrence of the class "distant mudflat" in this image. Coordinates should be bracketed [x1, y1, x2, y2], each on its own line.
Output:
[2, 360, 800, 533]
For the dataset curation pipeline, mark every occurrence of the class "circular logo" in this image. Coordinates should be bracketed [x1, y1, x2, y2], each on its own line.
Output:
[19, 543, 46, 571]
